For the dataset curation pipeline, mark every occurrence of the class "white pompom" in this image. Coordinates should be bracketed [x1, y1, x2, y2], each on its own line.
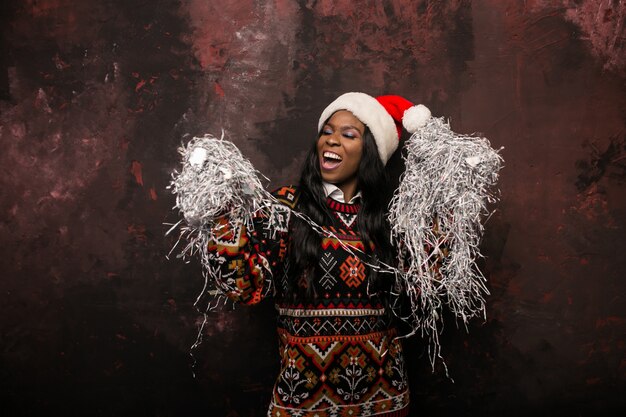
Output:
[188, 147, 208, 167]
[170, 134, 271, 229]
[402, 104, 431, 133]
[465, 155, 481, 167]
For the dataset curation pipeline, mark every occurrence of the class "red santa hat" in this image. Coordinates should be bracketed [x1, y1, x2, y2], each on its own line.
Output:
[318, 92, 431, 164]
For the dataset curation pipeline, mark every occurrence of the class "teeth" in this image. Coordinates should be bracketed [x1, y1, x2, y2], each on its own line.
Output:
[324, 151, 342, 161]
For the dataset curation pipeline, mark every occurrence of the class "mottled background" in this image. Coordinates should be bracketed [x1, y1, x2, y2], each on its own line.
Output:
[1, 0, 624, 416]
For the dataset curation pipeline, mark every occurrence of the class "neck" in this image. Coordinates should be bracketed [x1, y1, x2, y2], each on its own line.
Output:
[339, 180, 358, 203]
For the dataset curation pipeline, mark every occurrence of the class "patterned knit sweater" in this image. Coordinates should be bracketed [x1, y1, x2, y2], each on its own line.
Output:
[208, 186, 410, 417]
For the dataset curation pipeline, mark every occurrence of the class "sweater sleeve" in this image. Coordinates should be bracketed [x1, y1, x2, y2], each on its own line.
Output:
[426, 214, 451, 279]
[396, 214, 451, 284]
[206, 186, 298, 305]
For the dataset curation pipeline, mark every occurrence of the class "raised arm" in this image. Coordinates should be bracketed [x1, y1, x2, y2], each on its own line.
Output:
[206, 186, 298, 305]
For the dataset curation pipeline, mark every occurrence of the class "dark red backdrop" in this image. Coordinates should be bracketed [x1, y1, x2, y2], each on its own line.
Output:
[1, 1, 624, 416]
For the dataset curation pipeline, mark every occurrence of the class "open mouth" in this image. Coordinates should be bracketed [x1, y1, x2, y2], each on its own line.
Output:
[321, 151, 342, 170]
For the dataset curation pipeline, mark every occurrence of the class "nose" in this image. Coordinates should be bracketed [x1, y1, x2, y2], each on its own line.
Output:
[325, 132, 340, 146]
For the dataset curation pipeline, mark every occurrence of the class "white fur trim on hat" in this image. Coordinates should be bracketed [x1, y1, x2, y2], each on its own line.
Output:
[318, 92, 398, 164]
[402, 104, 431, 133]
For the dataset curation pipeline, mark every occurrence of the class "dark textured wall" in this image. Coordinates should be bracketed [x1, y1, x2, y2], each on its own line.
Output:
[1, 1, 624, 416]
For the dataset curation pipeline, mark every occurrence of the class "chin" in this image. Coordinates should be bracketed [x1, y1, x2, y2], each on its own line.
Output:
[321, 173, 339, 184]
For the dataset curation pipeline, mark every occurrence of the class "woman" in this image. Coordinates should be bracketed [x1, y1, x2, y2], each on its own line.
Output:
[207, 92, 431, 417]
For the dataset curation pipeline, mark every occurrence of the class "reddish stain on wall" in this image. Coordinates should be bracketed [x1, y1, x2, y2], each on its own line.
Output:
[130, 161, 144, 186]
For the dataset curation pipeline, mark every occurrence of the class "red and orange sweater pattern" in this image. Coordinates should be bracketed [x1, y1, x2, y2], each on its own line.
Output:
[208, 186, 410, 417]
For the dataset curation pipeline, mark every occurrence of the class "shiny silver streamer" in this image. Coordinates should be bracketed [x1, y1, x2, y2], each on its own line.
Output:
[388, 116, 503, 369]
[168, 133, 274, 230]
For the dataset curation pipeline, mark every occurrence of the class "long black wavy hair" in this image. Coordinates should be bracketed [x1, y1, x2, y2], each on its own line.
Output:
[287, 125, 397, 298]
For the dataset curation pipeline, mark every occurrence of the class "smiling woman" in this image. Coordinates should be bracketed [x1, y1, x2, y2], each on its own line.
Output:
[199, 92, 432, 417]
[171, 91, 500, 417]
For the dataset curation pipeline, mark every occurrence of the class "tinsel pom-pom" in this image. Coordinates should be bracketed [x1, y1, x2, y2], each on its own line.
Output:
[388, 117, 503, 367]
[167, 134, 276, 262]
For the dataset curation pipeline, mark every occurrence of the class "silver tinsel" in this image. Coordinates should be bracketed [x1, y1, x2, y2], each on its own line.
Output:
[166, 133, 279, 297]
[168, 133, 274, 230]
[388, 116, 503, 368]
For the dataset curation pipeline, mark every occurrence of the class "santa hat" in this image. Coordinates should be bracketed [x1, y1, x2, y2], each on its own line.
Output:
[318, 92, 431, 164]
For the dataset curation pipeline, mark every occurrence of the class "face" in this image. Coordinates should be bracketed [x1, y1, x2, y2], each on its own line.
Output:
[317, 110, 365, 196]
